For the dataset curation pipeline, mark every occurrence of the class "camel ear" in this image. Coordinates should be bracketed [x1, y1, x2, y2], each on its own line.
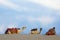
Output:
[53, 27, 55, 29]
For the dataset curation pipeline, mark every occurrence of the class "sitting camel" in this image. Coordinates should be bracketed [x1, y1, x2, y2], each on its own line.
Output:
[5, 27, 26, 34]
[31, 28, 42, 34]
[45, 27, 56, 35]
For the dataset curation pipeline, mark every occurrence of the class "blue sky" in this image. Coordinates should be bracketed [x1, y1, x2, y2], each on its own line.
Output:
[0, 0, 60, 35]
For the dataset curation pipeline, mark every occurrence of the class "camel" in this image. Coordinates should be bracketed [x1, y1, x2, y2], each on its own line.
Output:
[31, 28, 42, 34]
[45, 27, 56, 35]
[5, 27, 26, 34]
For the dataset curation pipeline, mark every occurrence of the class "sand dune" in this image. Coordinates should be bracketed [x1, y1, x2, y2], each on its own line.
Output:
[0, 34, 60, 40]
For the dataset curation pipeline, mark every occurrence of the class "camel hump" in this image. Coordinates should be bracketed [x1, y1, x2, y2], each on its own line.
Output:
[45, 27, 56, 35]
[31, 28, 37, 31]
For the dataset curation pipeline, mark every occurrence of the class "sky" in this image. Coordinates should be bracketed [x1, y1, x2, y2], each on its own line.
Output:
[0, 0, 60, 35]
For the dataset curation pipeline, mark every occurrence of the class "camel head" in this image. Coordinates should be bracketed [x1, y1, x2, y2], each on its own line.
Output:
[20, 26, 26, 32]
[21, 27, 26, 30]
[39, 28, 42, 34]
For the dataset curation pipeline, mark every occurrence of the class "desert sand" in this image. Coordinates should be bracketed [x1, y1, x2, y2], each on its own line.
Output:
[0, 34, 60, 40]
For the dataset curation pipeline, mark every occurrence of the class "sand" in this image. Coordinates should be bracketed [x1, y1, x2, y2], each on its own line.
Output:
[0, 34, 60, 40]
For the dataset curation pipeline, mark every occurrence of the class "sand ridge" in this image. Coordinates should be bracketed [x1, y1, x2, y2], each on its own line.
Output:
[0, 34, 60, 40]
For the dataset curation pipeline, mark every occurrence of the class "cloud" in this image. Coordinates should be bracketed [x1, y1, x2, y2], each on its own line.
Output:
[0, 0, 40, 12]
[0, 0, 30, 12]
[0, 0, 19, 8]
[15, 15, 55, 25]
[7, 24, 17, 28]
[28, 16, 55, 25]
[28, 0, 60, 10]
[0, 24, 5, 33]
[39, 16, 55, 25]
